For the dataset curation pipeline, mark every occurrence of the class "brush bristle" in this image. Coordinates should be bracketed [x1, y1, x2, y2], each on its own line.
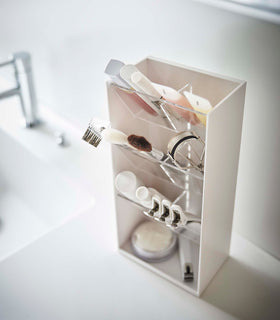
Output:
[127, 134, 152, 152]
[82, 122, 103, 147]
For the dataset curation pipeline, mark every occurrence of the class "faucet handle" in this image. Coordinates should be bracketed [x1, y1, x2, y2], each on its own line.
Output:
[0, 51, 38, 128]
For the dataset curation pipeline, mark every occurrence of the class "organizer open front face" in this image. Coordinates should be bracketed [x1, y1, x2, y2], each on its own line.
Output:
[107, 57, 245, 296]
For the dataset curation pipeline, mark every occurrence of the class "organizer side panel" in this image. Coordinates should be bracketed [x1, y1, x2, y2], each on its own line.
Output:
[107, 84, 141, 248]
[198, 83, 246, 295]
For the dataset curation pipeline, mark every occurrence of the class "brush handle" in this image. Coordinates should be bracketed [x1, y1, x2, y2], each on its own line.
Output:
[148, 148, 166, 161]
[102, 127, 128, 146]
[178, 236, 194, 281]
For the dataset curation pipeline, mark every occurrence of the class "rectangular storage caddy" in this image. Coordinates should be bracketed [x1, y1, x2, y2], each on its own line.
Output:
[107, 57, 246, 296]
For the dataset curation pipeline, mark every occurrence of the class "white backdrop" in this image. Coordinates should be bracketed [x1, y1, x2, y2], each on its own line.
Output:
[0, 0, 279, 258]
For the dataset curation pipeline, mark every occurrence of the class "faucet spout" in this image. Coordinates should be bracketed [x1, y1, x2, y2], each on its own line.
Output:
[0, 51, 39, 128]
[0, 87, 19, 99]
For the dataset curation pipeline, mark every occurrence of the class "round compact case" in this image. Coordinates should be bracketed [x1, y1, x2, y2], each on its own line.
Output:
[131, 221, 177, 262]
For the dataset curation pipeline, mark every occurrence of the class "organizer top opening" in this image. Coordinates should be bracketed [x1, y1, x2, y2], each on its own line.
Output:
[135, 56, 243, 110]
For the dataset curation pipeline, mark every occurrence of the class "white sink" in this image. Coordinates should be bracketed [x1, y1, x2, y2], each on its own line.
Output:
[0, 127, 95, 261]
[0, 75, 114, 263]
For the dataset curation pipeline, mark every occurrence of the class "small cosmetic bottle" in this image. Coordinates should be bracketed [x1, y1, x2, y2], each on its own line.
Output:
[115, 171, 143, 202]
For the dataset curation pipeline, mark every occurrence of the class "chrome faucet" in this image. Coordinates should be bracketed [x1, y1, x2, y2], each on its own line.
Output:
[0, 51, 38, 127]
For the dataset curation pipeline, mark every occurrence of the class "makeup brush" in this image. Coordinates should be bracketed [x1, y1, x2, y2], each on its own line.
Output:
[102, 128, 165, 161]
[82, 121, 165, 161]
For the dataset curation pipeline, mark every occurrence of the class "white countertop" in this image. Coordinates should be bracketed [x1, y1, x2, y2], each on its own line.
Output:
[0, 200, 279, 320]
[0, 87, 279, 319]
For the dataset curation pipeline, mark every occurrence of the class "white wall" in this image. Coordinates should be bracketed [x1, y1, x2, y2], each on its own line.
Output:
[0, 0, 279, 258]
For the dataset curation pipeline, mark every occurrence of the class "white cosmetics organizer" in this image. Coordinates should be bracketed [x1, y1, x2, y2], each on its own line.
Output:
[107, 57, 246, 296]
